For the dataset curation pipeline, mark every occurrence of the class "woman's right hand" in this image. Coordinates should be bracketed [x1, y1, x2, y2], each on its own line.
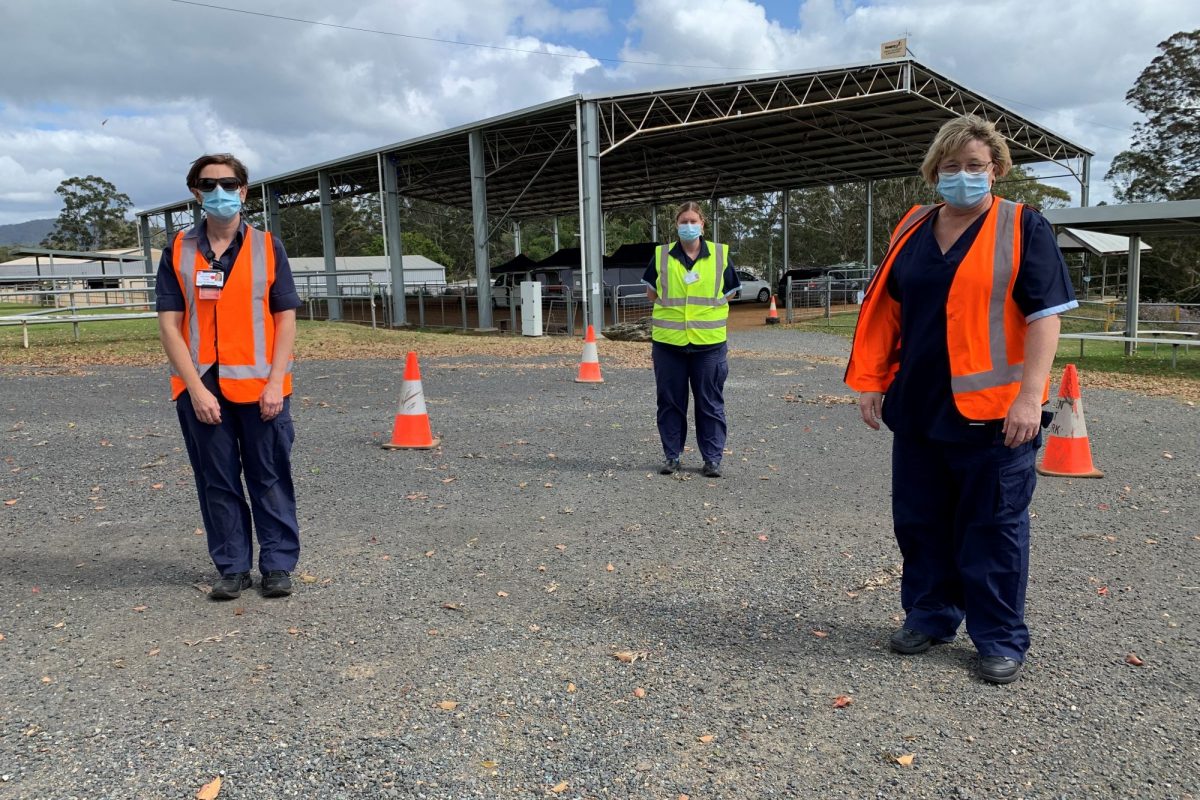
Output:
[191, 387, 223, 425]
[858, 392, 883, 430]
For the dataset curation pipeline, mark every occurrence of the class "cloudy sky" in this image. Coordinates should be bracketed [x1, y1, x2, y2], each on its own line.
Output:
[0, 0, 1194, 226]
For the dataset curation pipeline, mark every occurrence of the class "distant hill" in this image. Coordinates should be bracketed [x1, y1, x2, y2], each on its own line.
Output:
[0, 218, 57, 247]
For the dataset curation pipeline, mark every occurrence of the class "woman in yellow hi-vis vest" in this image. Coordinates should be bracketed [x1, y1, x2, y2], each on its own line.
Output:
[642, 202, 741, 477]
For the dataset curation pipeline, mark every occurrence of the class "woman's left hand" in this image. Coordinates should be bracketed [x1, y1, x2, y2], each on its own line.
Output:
[1002, 395, 1042, 448]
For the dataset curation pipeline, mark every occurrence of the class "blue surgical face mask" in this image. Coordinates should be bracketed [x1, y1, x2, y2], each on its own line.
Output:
[677, 222, 702, 242]
[201, 186, 243, 221]
[936, 170, 991, 209]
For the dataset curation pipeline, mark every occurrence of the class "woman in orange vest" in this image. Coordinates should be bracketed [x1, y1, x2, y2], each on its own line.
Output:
[156, 153, 302, 601]
[845, 115, 1077, 684]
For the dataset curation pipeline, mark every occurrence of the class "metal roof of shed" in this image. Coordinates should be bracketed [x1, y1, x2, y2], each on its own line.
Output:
[139, 57, 1092, 223]
[1043, 200, 1200, 237]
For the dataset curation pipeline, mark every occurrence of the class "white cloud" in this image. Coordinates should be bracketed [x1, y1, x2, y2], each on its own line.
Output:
[0, 0, 1194, 224]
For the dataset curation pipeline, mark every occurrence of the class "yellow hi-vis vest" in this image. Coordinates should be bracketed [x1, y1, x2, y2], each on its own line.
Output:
[652, 240, 730, 346]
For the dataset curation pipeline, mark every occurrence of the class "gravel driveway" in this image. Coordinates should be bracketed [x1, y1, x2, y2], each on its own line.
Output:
[1, 328, 1197, 799]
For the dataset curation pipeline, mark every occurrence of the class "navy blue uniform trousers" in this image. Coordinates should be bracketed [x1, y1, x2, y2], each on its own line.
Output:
[652, 341, 728, 464]
[891, 431, 1039, 661]
[176, 371, 300, 576]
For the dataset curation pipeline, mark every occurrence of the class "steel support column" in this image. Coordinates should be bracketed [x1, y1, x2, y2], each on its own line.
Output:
[1081, 154, 1092, 208]
[191, 203, 202, 228]
[264, 185, 281, 235]
[650, 204, 658, 241]
[782, 189, 791, 280]
[711, 197, 720, 242]
[865, 180, 874, 269]
[380, 153, 407, 327]
[469, 129, 494, 329]
[139, 216, 154, 276]
[1125, 233, 1140, 355]
[317, 170, 342, 320]
[514, 221, 521, 256]
[553, 217, 560, 250]
[578, 100, 604, 333]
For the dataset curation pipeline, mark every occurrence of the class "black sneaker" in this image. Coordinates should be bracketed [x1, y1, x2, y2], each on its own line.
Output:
[659, 458, 681, 475]
[702, 462, 722, 478]
[261, 570, 293, 598]
[210, 572, 252, 600]
[889, 627, 937, 654]
[978, 656, 1023, 684]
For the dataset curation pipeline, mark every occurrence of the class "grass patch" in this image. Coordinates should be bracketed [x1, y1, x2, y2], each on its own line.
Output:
[779, 307, 1200, 400]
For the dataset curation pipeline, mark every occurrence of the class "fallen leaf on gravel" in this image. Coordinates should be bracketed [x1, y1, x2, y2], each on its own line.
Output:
[41, 676, 52, 683]
[3, 499, 17, 506]
[497, 591, 509, 598]
[440, 476, 457, 484]
[633, 687, 646, 698]
[544, 583, 558, 593]
[566, 682, 577, 693]
[529, 624, 541, 632]
[811, 630, 829, 638]
[380, 555, 391, 560]
[606, 563, 614, 572]
[845, 591, 860, 599]
[234, 608, 244, 616]
[195, 776, 221, 799]
[893, 753, 915, 767]
[299, 573, 318, 584]
[550, 781, 568, 794]
[613, 651, 649, 663]
[52, 621, 65, 629]
[1163, 452, 1174, 459]
[194, 528, 204, 536]
[1125, 652, 1145, 666]
[151, 482, 164, 490]
[147, 648, 160, 656]
[538, 565, 547, 572]
[436, 700, 459, 711]
[833, 695, 854, 708]
[1097, 586, 1110, 597]
[441, 603, 463, 612]
[194, 583, 212, 594]
[481, 760, 498, 769]
[680, 795, 691, 800]
[132, 605, 148, 613]
[757, 534, 769, 542]
[697, 734, 715, 743]
[555, 544, 566, 551]
[287, 627, 300, 635]
[425, 550, 436, 557]
[0, 633, 6, 642]
[545, 482, 555, 488]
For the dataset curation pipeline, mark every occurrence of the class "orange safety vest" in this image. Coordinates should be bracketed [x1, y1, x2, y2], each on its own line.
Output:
[169, 225, 292, 403]
[845, 198, 1048, 421]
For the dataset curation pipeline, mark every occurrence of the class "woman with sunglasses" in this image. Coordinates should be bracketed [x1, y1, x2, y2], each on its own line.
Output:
[846, 115, 1076, 684]
[155, 153, 303, 601]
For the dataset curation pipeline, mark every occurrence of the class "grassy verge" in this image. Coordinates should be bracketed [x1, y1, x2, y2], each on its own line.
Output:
[785, 308, 1200, 400]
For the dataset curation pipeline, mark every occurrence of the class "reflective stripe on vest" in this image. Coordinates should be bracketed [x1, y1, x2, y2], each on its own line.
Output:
[170, 225, 290, 402]
[652, 242, 728, 345]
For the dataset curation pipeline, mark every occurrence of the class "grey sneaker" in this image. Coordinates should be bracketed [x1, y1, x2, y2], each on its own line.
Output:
[702, 462, 722, 478]
[659, 458, 681, 475]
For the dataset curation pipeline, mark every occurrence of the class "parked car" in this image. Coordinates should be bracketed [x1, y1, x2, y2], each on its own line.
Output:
[775, 267, 831, 307]
[731, 270, 772, 303]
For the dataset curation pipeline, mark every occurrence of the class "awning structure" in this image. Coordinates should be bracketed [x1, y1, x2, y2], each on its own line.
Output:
[137, 57, 1092, 332]
[1044, 200, 1200, 352]
[1056, 228, 1152, 256]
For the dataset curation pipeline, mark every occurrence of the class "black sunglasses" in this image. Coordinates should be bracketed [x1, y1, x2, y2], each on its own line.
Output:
[194, 177, 243, 192]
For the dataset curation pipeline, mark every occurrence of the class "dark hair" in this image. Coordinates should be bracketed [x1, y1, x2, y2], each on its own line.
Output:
[186, 153, 249, 189]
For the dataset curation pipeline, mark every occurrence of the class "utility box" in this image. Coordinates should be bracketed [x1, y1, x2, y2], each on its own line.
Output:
[520, 281, 543, 336]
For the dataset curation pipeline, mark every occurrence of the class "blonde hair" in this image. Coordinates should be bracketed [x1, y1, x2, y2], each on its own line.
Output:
[919, 114, 1012, 186]
[674, 201, 706, 223]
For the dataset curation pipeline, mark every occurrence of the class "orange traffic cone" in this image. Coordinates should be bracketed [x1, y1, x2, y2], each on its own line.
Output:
[1037, 363, 1102, 478]
[575, 324, 604, 383]
[765, 295, 780, 325]
[383, 351, 440, 450]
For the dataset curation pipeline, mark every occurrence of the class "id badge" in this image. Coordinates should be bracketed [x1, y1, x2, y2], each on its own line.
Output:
[683, 270, 700, 285]
[196, 269, 224, 300]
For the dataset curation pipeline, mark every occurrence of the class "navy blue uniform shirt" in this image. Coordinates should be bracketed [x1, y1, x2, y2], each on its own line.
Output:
[881, 204, 1077, 443]
[155, 218, 302, 314]
[641, 237, 741, 352]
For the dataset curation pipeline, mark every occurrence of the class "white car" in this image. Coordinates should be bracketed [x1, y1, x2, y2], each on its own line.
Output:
[731, 270, 772, 303]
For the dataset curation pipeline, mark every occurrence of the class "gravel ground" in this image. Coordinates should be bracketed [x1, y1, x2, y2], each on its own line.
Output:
[1, 328, 1197, 799]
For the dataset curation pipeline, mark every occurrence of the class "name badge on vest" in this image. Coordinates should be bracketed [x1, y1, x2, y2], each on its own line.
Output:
[196, 269, 224, 300]
[683, 270, 700, 285]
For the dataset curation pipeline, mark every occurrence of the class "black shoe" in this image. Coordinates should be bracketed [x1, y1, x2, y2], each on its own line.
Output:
[978, 656, 1023, 684]
[261, 570, 293, 598]
[889, 627, 938, 654]
[210, 572, 252, 600]
[702, 462, 722, 478]
[659, 458, 681, 475]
